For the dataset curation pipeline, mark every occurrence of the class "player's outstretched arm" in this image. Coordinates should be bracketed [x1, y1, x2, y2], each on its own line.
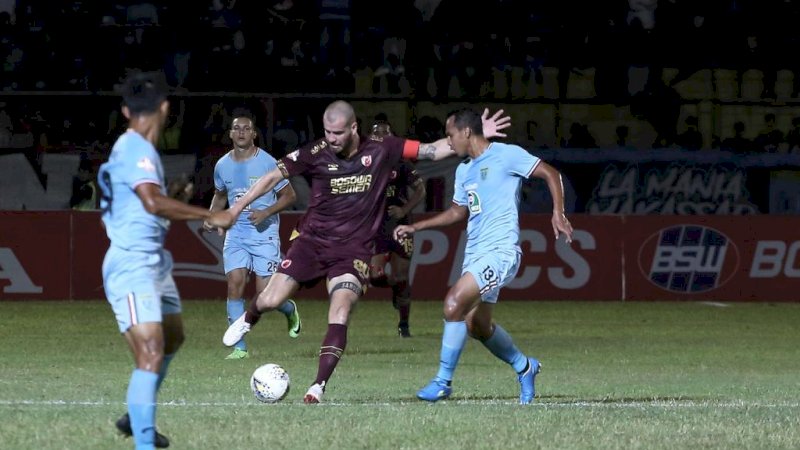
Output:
[231, 167, 285, 216]
[530, 161, 573, 244]
[394, 203, 468, 240]
[135, 183, 211, 221]
[248, 182, 297, 226]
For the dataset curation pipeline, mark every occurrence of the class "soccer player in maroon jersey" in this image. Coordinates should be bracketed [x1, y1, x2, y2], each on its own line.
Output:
[207, 100, 510, 403]
[368, 120, 426, 338]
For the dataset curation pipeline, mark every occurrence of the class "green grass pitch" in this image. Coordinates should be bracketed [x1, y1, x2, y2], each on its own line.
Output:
[1, 300, 799, 449]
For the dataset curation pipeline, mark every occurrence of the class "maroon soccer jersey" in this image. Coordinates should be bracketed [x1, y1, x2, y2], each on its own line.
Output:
[277, 135, 420, 250]
[385, 161, 422, 215]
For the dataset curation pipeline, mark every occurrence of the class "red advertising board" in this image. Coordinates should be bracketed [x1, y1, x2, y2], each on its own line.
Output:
[2, 211, 798, 302]
[0, 211, 71, 299]
[623, 215, 800, 301]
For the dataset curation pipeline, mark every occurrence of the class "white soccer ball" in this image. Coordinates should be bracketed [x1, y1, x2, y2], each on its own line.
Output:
[250, 363, 290, 403]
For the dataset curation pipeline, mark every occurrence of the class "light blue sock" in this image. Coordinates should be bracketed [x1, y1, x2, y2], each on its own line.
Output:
[127, 369, 158, 450]
[226, 299, 247, 351]
[277, 299, 295, 317]
[435, 321, 468, 383]
[156, 353, 175, 392]
[481, 324, 528, 373]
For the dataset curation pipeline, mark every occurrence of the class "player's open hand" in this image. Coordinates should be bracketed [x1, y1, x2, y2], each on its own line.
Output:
[552, 211, 573, 244]
[207, 210, 236, 230]
[481, 108, 511, 139]
[393, 224, 416, 241]
[247, 209, 271, 226]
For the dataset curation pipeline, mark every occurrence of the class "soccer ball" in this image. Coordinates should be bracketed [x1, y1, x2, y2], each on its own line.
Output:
[250, 363, 291, 403]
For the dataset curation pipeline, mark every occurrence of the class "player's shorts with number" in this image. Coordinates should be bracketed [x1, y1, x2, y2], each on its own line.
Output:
[223, 234, 281, 277]
[462, 249, 521, 303]
[102, 246, 181, 332]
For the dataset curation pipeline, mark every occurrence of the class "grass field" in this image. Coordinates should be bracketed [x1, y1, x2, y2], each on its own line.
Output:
[1, 299, 799, 449]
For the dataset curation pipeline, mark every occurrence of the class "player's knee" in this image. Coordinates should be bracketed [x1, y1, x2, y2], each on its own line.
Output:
[442, 295, 466, 321]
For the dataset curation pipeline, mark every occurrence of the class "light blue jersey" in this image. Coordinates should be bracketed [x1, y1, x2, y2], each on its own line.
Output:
[213, 148, 289, 240]
[214, 148, 289, 276]
[453, 142, 540, 302]
[98, 130, 180, 331]
[99, 130, 169, 251]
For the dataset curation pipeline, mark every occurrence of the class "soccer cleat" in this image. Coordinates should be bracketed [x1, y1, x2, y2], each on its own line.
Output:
[303, 383, 325, 404]
[225, 348, 249, 360]
[223, 313, 251, 347]
[398, 322, 411, 338]
[115, 413, 170, 448]
[287, 299, 302, 339]
[416, 378, 452, 402]
[518, 357, 541, 405]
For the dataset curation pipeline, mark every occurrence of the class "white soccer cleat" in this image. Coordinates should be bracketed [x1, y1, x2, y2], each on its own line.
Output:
[303, 383, 325, 404]
[223, 313, 251, 347]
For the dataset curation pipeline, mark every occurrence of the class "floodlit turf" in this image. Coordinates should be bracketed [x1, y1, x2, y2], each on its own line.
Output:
[1, 300, 799, 449]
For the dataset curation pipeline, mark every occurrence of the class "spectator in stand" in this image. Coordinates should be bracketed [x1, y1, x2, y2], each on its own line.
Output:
[676, 115, 703, 150]
[786, 117, 800, 154]
[754, 113, 785, 153]
[70, 158, 99, 210]
[561, 122, 596, 149]
[720, 121, 752, 154]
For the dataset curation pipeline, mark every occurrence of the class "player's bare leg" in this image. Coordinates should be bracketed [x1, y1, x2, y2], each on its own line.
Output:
[304, 274, 361, 404]
[117, 322, 171, 448]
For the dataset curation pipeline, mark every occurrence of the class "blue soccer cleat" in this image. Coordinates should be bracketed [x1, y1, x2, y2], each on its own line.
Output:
[518, 357, 541, 405]
[416, 378, 452, 402]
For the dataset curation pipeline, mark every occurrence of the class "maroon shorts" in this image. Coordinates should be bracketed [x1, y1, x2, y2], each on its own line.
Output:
[374, 230, 413, 259]
[373, 217, 414, 259]
[279, 234, 372, 287]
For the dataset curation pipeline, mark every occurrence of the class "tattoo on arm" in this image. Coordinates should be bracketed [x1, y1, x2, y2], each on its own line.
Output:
[418, 144, 437, 160]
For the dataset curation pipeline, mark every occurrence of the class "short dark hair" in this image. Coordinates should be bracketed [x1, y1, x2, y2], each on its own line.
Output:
[231, 108, 256, 127]
[119, 70, 168, 116]
[448, 108, 483, 136]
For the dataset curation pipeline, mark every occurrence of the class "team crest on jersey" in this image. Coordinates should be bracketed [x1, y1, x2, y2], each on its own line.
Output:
[310, 141, 327, 154]
[286, 150, 300, 161]
[361, 155, 372, 167]
[328, 164, 339, 171]
[281, 259, 292, 269]
[468, 190, 482, 214]
[137, 157, 156, 172]
[390, 170, 397, 179]
[480, 167, 489, 180]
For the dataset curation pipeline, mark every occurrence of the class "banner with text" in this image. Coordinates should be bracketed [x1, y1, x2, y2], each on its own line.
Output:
[1, 212, 799, 302]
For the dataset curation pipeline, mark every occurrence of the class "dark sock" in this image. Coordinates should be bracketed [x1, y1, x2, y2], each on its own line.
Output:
[314, 324, 348, 386]
[392, 281, 411, 323]
[244, 297, 262, 326]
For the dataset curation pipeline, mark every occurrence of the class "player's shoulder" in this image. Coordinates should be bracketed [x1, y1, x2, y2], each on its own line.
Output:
[286, 139, 328, 161]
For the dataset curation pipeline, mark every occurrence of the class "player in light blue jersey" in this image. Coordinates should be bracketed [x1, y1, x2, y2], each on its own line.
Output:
[204, 112, 300, 360]
[99, 71, 214, 449]
[395, 108, 573, 404]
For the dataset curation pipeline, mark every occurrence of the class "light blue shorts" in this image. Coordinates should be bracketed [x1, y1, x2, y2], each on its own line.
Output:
[223, 234, 281, 277]
[102, 246, 181, 333]
[462, 249, 521, 303]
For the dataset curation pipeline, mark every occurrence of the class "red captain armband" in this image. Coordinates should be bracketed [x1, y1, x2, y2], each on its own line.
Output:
[402, 140, 421, 160]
